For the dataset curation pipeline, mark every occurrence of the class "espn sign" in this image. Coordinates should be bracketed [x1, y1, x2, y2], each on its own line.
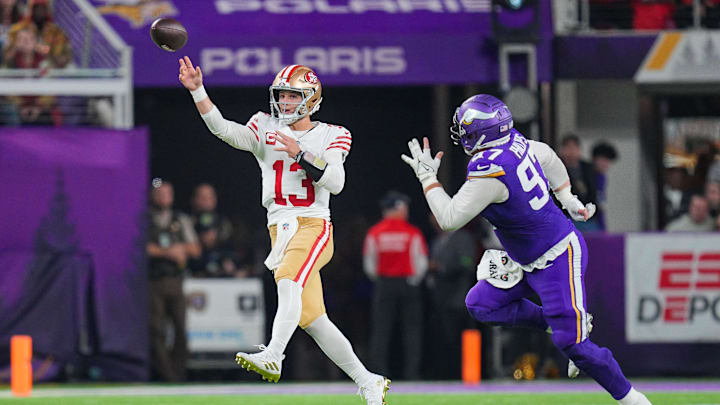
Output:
[626, 234, 720, 342]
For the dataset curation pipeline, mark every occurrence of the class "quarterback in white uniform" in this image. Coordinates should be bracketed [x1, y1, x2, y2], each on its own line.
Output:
[178, 57, 389, 404]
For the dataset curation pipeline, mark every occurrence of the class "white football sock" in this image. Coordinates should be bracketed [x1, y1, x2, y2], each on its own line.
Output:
[305, 314, 374, 386]
[266, 278, 302, 356]
[618, 388, 652, 405]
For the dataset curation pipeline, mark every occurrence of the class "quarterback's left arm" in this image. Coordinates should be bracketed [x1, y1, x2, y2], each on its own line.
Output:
[529, 140, 596, 221]
[273, 132, 348, 195]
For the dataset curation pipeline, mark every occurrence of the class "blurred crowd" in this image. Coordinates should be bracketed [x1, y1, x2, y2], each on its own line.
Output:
[0, 0, 79, 126]
[590, 0, 720, 30]
[663, 138, 720, 232]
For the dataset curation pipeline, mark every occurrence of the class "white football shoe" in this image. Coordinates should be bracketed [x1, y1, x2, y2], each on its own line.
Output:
[618, 388, 653, 405]
[358, 374, 391, 405]
[235, 344, 284, 383]
[568, 313, 594, 378]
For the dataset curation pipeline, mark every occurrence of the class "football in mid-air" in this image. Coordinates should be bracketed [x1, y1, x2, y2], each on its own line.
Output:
[150, 17, 187, 52]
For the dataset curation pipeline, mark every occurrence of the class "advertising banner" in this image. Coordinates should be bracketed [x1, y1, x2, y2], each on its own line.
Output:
[625, 233, 720, 343]
[87, 0, 553, 86]
[185, 278, 265, 352]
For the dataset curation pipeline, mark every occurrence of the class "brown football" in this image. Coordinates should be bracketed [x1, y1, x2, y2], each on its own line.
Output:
[150, 17, 187, 52]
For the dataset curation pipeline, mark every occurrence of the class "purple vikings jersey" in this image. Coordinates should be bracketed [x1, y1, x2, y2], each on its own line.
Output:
[467, 130, 574, 265]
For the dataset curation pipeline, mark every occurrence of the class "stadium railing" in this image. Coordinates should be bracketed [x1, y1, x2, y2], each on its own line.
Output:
[0, 0, 132, 129]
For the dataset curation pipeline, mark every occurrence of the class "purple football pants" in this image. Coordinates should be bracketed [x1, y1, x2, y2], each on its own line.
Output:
[465, 231, 631, 400]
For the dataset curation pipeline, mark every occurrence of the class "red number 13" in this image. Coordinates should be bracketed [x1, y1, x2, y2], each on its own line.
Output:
[272, 160, 315, 207]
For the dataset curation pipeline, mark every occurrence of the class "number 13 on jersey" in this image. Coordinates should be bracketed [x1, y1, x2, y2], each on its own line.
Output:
[272, 160, 315, 207]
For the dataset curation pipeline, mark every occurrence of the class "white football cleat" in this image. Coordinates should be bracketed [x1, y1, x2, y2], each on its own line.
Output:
[235, 344, 284, 383]
[568, 313, 594, 378]
[618, 387, 652, 405]
[358, 374, 391, 405]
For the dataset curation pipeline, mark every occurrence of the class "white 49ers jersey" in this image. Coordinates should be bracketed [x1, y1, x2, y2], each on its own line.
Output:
[245, 111, 351, 225]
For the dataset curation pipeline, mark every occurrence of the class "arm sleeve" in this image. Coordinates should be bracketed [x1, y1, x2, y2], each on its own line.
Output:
[200, 106, 261, 153]
[315, 149, 346, 195]
[363, 234, 378, 280]
[528, 140, 570, 191]
[426, 177, 509, 231]
[408, 233, 429, 285]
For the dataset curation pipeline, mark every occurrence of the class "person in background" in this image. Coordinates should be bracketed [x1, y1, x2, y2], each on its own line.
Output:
[363, 190, 428, 380]
[1, 25, 53, 125]
[0, 0, 22, 51]
[146, 178, 201, 381]
[664, 165, 692, 223]
[665, 194, 716, 232]
[426, 213, 476, 379]
[591, 142, 619, 231]
[632, 0, 675, 30]
[559, 134, 598, 231]
[705, 182, 720, 217]
[9, 0, 72, 69]
[188, 183, 243, 277]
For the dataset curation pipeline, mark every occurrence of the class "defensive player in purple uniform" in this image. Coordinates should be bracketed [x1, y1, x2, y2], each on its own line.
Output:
[401, 95, 651, 405]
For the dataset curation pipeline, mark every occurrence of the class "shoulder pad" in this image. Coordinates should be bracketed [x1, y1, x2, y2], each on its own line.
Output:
[324, 123, 352, 154]
[467, 162, 506, 179]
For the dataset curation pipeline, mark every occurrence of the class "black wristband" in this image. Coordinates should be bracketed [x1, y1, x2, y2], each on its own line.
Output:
[298, 154, 325, 182]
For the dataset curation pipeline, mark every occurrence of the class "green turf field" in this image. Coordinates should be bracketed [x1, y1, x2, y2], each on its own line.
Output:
[1, 393, 720, 404]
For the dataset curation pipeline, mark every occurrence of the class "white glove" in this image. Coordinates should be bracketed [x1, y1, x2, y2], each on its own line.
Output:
[563, 197, 597, 222]
[401, 137, 443, 189]
[554, 187, 596, 222]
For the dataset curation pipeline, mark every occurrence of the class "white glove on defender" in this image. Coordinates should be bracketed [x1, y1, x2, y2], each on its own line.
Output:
[401, 138, 442, 189]
[560, 194, 597, 222]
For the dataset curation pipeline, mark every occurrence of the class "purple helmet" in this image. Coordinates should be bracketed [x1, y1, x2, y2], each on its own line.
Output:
[450, 94, 514, 156]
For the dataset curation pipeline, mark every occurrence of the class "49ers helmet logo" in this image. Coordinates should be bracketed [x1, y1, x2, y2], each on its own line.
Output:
[304, 71, 318, 84]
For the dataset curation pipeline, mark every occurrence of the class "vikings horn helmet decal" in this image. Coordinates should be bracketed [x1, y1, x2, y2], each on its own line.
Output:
[269, 65, 323, 125]
[450, 94, 513, 156]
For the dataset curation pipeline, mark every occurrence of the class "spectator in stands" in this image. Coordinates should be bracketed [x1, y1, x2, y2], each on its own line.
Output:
[363, 190, 428, 380]
[632, 0, 676, 29]
[426, 213, 476, 379]
[1, 25, 57, 125]
[188, 183, 248, 278]
[707, 154, 720, 184]
[666, 194, 716, 232]
[146, 178, 201, 382]
[592, 142, 619, 231]
[9, 0, 72, 69]
[0, 0, 23, 56]
[664, 165, 692, 223]
[705, 181, 720, 217]
[558, 134, 598, 231]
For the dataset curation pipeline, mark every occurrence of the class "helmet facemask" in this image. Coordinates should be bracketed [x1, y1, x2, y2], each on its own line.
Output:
[269, 86, 321, 125]
[269, 65, 323, 125]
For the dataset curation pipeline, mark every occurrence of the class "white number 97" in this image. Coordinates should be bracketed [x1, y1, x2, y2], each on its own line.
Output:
[516, 153, 549, 210]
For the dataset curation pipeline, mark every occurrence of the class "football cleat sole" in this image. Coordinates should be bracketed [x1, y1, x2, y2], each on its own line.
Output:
[235, 353, 281, 383]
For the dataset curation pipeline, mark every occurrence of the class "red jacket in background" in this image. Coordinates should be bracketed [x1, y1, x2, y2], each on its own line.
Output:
[363, 217, 428, 279]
